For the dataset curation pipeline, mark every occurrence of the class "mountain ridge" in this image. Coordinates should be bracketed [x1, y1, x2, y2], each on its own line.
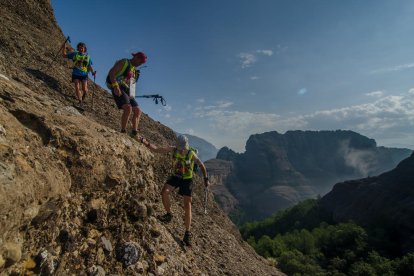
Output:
[208, 130, 411, 221]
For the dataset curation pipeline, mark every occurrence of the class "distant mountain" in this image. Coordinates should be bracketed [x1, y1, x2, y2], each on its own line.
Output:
[207, 130, 412, 222]
[320, 152, 414, 253]
[183, 133, 218, 161]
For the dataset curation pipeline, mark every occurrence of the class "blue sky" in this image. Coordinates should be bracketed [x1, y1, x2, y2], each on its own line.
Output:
[52, 0, 414, 152]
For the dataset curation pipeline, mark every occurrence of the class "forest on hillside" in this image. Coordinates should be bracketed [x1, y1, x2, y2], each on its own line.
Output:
[241, 199, 414, 275]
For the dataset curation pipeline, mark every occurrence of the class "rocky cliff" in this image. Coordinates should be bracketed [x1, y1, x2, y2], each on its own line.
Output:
[0, 0, 282, 274]
[208, 130, 411, 221]
[320, 152, 414, 253]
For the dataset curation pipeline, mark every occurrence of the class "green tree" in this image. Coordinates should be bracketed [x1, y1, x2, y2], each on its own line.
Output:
[395, 253, 414, 276]
[278, 249, 325, 275]
[349, 262, 376, 276]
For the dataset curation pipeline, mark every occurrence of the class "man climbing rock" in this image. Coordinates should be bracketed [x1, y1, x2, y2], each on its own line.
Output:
[141, 135, 210, 246]
[63, 42, 96, 106]
[106, 52, 147, 137]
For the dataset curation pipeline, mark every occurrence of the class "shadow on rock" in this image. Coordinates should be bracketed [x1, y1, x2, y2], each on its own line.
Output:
[24, 67, 63, 93]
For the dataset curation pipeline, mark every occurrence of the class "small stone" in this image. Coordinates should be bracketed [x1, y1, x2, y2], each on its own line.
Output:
[24, 257, 37, 269]
[0, 254, 5, 268]
[101, 236, 113, 252]
[90, 198, 106, 209]
[3, 242, 22, 264]
[157, 267, 165, 275]
[153, 255, 166, 265]
[36, 249, 57, 275]
[73, 217, 82, 226]
[0, 124, 6, 136]
[96, 248, 105, 264]
[88, 229, 101, 239]
[115, 242, 141, 267]
[150, 227, 161, 238]
[58, 229, 74, 252]
[135, 261, 144, 273]
[88, 265, 105, 276]
[87, 238, 97, 246]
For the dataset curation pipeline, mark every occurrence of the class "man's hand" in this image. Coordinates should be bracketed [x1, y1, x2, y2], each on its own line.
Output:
[114, 86, 122, 97]
[92, 71, 97, 77]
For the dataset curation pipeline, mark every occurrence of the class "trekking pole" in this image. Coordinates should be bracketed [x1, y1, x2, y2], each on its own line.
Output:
[136, 94, 167, 106]
[91, 73, 96, 110]
[203, 187, 209, 214]
[41, 36, 71, 70]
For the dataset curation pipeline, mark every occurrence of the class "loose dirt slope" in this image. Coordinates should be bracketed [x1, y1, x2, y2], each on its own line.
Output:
[0, 0, 283, 274]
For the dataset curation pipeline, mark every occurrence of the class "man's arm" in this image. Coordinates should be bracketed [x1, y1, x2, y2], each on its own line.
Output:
[88, 64, 96, 76]
[193, 154, 210, 187]
[108, 60, 124, 96]
[108, 60, 124, 84]
[140, 137, 175, 154]
[62, 46, 69, 57]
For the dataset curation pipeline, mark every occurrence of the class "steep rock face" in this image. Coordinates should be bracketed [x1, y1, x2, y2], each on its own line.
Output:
[205, 159, 239, 214]
[210, 130, 411, 220]
[216, 146, 239, 161]
[320, 153, 414, 253]
[0, 1, 283, 275]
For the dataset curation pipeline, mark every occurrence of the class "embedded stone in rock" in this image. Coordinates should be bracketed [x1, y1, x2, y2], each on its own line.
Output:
[2, 242, 22, 265]
[115, 242, 141, 267]
[125, 199, 147, 222]
[35, 249, 57, 275]
[88, 265, 105, 276]
[0, 254, 5, 268]
[57, 229, 74, 252]
[101, 236, 113, 252]
[86, 209, 98, 223]
[153, 254, 166, 265]
[104, 174, 122, 188]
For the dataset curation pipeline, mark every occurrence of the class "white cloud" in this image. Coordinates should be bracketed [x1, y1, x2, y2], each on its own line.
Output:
[185, 128, 195, 135]
[303, 92, 414, 137]
[366, 90, 384, 97]
[250, 76, 259, 80]
[239, 53, 257, 68]
[238, 48, 275, 68]
[298, 88, 308, 95]
[192, 89, 414, 151]
[256, 49, 273, 56]
[216, 100, 233, 108]
[370, 62, 414, 74]
[197, 98, 205, 103]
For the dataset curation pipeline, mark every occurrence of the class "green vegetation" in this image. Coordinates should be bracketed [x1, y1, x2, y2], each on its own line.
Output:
[241, 199, 414, 275]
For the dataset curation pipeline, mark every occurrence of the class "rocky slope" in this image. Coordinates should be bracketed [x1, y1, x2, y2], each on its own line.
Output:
[320, 152, 414, 253]
[0, 0, 283, 275]
[208, 130, 411, 221]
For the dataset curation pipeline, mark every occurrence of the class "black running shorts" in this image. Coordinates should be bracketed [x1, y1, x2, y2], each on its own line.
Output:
[106, 75, 138, 109]
[166, 175, 193, 197]
[72, 74, 88, 82]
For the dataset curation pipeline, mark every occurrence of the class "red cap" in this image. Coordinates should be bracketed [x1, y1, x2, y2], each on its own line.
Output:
[132, 52, 147, 63]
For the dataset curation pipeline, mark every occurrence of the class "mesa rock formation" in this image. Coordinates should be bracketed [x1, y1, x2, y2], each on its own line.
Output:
[208, 130, 411, 221]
